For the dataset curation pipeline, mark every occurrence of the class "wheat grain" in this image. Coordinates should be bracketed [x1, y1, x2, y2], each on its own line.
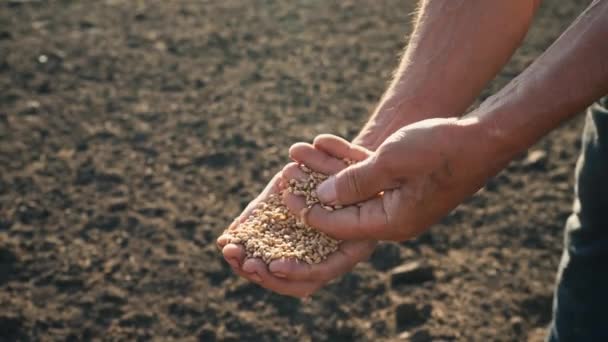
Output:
[224, 164, 347, 264]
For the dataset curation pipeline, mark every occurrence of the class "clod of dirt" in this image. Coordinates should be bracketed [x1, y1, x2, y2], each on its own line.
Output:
[0, 218, 12, 231]
[398, 329, 432, 342]
[390, 261, 435, 287]
[395, 302, 432, 331]
[0, 30, 12, 40]
[369, 242, 403, 271]
[0, 314, 25, 340]
[119, 312, 157, 328]
[86, 214, 120, 231]
[108, 199, 128, 212]
[194, 152, 231, 169]
[18, 100, 41, 116]
[198, 326, 217, 342]
[16, 202, 49, 224]
[175, 218, 198, 231]
[97, 286, 128, 306]
[0, 246, 18, 284]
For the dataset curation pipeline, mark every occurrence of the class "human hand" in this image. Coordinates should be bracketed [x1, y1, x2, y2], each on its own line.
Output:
[216, 136, 377, 298]
[286, 117, 508, 241]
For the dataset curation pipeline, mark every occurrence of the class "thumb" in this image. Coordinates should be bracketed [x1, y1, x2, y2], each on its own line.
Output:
[316, 154, 393, 206]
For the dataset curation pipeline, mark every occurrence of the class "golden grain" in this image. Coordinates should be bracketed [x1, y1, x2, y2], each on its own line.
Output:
[223, 163, 355, 264]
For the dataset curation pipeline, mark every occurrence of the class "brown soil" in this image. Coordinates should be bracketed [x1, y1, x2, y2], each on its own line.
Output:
[0, 0, 591, 340]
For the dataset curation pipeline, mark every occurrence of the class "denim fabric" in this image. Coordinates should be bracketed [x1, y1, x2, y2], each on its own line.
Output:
[548, 97, 608, 341]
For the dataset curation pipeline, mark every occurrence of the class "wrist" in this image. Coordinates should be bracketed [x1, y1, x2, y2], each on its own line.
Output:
[355, 88, 473, 150]
[459, 108, 528, 170]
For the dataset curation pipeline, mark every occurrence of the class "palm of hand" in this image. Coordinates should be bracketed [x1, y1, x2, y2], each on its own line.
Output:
[216, 135, 376, 298]
[296, 118, 506, 242]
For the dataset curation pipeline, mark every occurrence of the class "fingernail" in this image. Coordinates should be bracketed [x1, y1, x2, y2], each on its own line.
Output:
[272, 272, 287, 278]
[317, 177, 337, 204]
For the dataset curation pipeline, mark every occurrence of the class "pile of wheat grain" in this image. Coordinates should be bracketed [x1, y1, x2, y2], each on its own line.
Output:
[224, 164, 340, 264]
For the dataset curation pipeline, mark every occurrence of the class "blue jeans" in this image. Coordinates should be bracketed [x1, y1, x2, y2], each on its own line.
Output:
[548, 97, 608, 341]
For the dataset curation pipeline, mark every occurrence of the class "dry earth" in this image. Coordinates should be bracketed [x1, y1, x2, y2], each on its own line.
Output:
[0, 0, 592, 340]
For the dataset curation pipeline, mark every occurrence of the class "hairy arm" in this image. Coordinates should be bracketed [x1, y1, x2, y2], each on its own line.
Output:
[354, 0, 542, 150]
[296, 0, 608, 243]
[474, 0, 608, 161]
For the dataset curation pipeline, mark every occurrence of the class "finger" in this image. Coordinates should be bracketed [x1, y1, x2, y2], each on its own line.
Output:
[222, 243, 246, 269]
[280, 162, 308, 184]
[230, 263, 264, 284]
[289, 143, 348, 175]
[305, 195, 393, 240]
[242, 258, 319, 298]
[285, 185, 391, 240]
[316, 155, 395, 206]
[280, 164, 312, 214]
[282, 190, 308, 217]
[241, 257, 270, 277]
[268, 240, 377, 281]
[313, 134, 371, 161]
[267, 258, 317, 281]
[216, 234, 231, 249]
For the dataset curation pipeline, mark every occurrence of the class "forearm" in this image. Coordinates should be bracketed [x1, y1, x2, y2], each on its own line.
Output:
[472, 0, 608, 163]
[354, 0, 541, 150]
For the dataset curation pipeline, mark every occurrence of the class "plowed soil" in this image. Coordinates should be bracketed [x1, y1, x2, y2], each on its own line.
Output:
[0, 0, 591, 340]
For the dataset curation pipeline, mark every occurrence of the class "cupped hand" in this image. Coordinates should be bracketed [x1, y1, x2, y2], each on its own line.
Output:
[217, 135, 377, 298]
[286, 117, 509, 242]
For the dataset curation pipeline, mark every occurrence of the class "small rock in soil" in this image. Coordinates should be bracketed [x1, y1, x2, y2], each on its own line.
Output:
[523, 150, 547, 169]
[390, 261, 435, 287]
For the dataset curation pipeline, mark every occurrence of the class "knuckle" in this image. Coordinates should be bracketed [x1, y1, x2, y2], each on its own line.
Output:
[345, 168, 365, 199]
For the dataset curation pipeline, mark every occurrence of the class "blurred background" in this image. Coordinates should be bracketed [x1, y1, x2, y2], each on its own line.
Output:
[0, 0, 590, 340]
